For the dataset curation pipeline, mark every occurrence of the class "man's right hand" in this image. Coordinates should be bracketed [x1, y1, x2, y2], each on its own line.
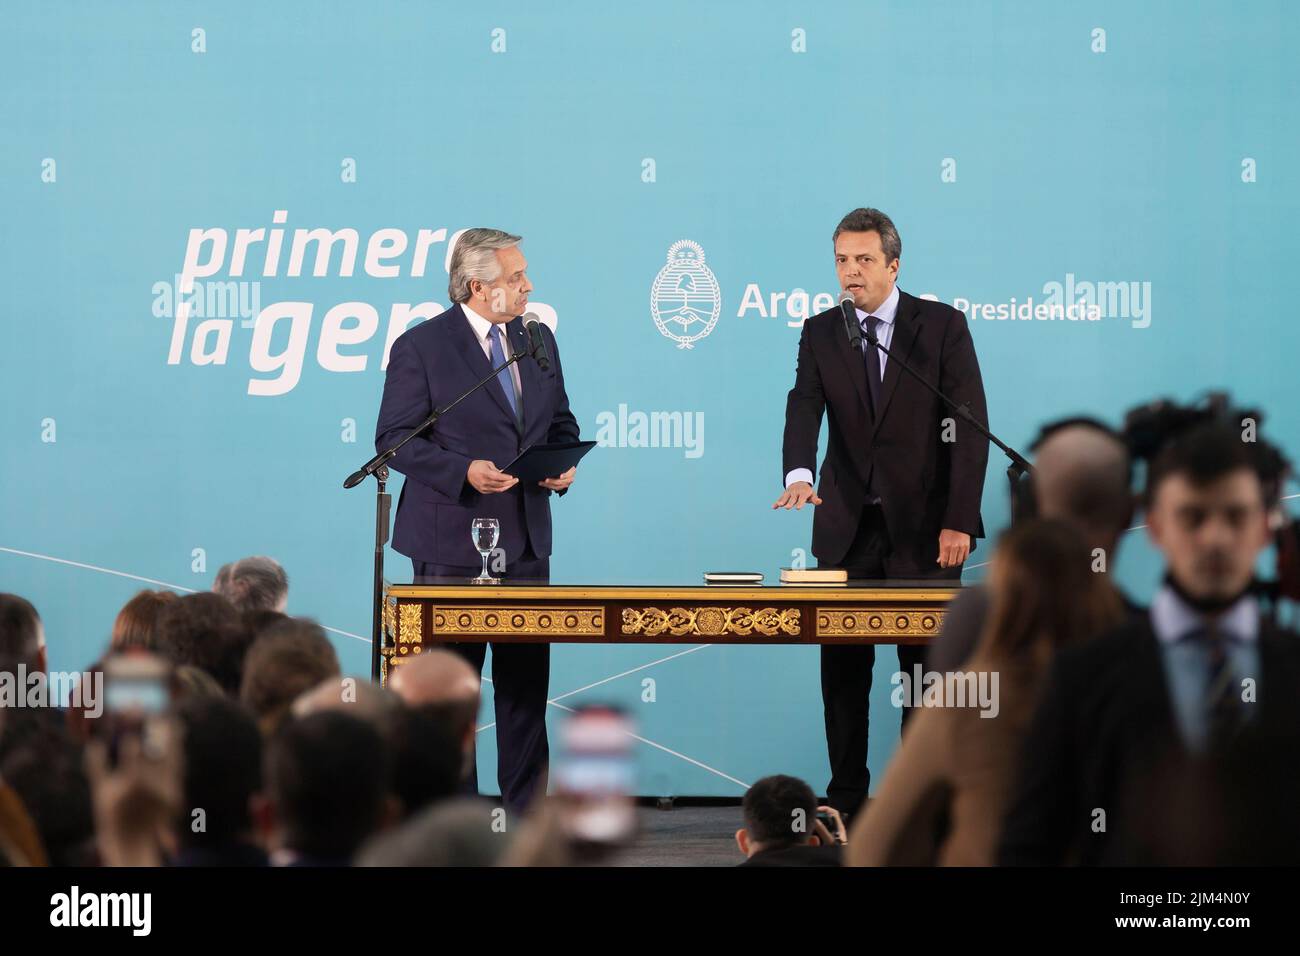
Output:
[467, 460, 519, 494]
[772, 481, 823, 510]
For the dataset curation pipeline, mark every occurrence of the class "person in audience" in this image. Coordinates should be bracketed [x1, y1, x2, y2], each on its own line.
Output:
[172, 696, 267, 866]
[239, 618, 340, 735]
[213, 556, 289, 614]
[735, 775, 844, 867]
[928, 419, 1138, 673]
[0, 593, 47, 676]
[846, 519, 1125, 866]
[109, 589, 179, 652]
[154, 592, 251, 696]
[358, 798, 509, 867]
[388, 650, 482, 791]
[256, 711, 394, 866]
[998, 422, 1300, 865]
[293, 677, 464, 820]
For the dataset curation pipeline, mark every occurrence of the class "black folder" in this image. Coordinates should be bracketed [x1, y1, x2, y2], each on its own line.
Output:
[502, 440, 597, 482]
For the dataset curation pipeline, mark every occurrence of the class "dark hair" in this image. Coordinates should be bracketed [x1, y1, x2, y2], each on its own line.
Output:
[387, 707, 464, 818]
[266, 711, 391, 862]
[239, 618, 340, 733]
[742, 774, 818, 848]
[213, 556, 288, 614]
[832, 207, 902, 263]
[1145, 421, 1267, 508]
[110, 589, 180, 652]
[0, 710, 95, 866]
[0, 594, 41, 673]
[154, 592, 251, 695]
[178, 696, 262, 849]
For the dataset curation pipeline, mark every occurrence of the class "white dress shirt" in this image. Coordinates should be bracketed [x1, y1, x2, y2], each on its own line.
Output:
[785, 284, 900, 489]
[461, 300, 524, 400]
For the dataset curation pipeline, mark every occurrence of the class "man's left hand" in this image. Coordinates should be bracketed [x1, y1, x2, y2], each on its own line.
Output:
[539, 466, 576, 492]
[937, 529, 971, 568]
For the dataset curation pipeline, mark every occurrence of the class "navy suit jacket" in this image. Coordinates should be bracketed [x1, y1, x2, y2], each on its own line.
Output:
[374, 304, 580, 567]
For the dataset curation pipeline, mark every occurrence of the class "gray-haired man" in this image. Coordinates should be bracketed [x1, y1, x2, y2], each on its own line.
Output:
[374, 228, 581, 812]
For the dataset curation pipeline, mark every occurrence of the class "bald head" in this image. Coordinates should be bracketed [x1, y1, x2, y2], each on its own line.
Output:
[389, 650, 481, 711]
[292, 677, 402, 731]
[388, 650, 481, 765]
[1033, 425, 1134, 551]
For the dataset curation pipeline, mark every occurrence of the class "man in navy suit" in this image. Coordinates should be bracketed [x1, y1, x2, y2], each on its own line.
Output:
[374, 228, 580, 813]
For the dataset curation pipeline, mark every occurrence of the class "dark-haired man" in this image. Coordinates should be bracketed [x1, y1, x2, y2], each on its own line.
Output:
[999, 422, 1300, 865]
[774, 208, 989, 818]
[736, 774, 843, 867]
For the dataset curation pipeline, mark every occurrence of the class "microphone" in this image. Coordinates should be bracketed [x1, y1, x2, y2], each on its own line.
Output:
[523, 312, 550, 371]
[839, 290, 861, 349]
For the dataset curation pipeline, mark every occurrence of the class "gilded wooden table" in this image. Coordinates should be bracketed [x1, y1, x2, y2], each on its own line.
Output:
[380, 581, 960, 682]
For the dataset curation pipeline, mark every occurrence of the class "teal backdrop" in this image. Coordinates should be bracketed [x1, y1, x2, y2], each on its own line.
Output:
[3, 1, 1297, 797]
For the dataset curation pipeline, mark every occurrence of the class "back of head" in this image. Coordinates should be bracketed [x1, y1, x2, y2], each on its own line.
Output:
[977, 518, 1126, 681]
[154, 592, 250, 695]
[240, 618, 340, 734]
[213, 556, 289, 614]
[1031, 421, 1133, 549]
[110, 589, 180, 652]
[742, 774, 817, 850]
[178, 696, 262, 850]
[386, 707, 465, 819]
[388, 649, 481, 750]
[357, 798, 507, 867]
[265, 711, 390, 863]
[0, 594, 43, 674]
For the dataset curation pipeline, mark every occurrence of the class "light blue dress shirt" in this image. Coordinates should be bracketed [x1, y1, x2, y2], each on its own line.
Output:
[1149, 583, 1261, 753]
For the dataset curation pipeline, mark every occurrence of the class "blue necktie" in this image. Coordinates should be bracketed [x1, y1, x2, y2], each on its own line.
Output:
[489, 325, 520, 423]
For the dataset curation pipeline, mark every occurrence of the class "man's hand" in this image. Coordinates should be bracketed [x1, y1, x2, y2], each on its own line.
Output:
[816, 805, 848, 846]
[937, 528, 971, 568]
[539, 466, 576, 492]
[467, 460, 519, 494]
[772, 481, 823, 510]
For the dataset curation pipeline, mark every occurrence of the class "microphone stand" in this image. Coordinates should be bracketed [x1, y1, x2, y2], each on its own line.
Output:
[343, 329, 537, 683]
[857, 315, 1033, 502]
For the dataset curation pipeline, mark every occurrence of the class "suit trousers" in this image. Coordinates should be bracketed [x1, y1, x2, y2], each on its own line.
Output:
[413, 549, 551, 815]
[819, 503, 961, 816]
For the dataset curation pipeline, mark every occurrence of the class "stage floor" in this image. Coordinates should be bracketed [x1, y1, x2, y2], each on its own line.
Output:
[615, 805, 744, 867]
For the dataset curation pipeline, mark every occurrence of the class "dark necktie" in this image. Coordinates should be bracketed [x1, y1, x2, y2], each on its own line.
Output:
[862, 314, 882, 417]
[1197, 623, 1243, 748]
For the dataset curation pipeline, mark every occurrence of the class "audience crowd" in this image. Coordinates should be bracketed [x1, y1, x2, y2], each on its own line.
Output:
[2, 414, 1298, 867]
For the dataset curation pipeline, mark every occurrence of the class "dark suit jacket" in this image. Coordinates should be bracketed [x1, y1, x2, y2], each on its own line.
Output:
[374, 304, 580, 567]
[997, 613, 1300, 866]
[782, 289, 989, 571]
[737, 843, 843, 867]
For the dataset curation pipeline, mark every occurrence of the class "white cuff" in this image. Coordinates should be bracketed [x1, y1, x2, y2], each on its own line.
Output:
[785, 468, 814, 488]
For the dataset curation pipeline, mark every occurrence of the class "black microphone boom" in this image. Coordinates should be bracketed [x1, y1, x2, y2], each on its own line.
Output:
[839, 290, 861, 349]
[524, 313, 551, 371]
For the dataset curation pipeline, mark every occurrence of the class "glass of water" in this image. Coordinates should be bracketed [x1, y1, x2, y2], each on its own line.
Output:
[471, 518, 500, 584]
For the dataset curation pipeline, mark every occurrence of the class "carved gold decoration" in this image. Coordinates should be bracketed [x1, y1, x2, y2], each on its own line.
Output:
[816, 608, 944, 638]
[620, 606, 800, 638]
[383, 597, 397, 644]
[399, 603, 423, 644]
[432, 607, 604, 636]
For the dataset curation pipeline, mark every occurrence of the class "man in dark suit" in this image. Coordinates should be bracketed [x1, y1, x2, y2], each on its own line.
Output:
[774, 207, 989, 818]
[374, 228, 580, 813]
[998, 422, 1300, 865]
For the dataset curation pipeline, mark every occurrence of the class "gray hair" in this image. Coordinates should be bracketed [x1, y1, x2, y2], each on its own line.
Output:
[213, 555, 288, 613]
[832, 208, 902, 264]
[448, 228, 522, 303]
